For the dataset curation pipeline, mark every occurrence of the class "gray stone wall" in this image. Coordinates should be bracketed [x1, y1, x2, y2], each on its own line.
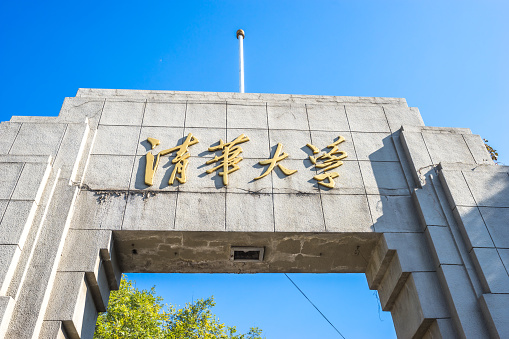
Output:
[0, 89, 507, 338]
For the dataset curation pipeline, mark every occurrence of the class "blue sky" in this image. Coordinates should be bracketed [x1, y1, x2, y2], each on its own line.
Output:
[1, 1, 508, 338]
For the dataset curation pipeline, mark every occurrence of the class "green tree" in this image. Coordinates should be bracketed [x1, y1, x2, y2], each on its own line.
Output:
[94, 277, 264, 339]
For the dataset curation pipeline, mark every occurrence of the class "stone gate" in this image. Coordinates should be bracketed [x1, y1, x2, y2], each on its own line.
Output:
[0, 89, 508, 338]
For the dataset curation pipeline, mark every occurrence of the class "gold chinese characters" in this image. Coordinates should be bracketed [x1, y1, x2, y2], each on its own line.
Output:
[144, 133, 199, 186]
[142, 134, 347, 189]
[206, 134, 250, 186]
[307, 136, 348, 188]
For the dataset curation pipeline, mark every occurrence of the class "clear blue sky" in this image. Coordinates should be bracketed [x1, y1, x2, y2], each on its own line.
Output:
[1, 1, 508, 338]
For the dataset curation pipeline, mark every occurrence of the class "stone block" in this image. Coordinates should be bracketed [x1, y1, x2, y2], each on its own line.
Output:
[463, 170, 509, 208]
[365, 236, 393, 289]
[185, 102, 226, 128]
[384, 233, 435, 272]
[306, 104, 349, 132]
[359, 161, 409, 196]
[317, 160, 365, 195]
[422, 318, 459, 339]
[422, 132, 475, 164]
[471, 248, 509, 293]
[0, 200, 37, 249]
[391, 272, 450, 339]
[321, 194, 373, 232]
[0, 296, 14, 338]
[130, 155, 180, 191]
[351, 132, 398, 162]
[345, 105, 390, 132]
[226, 159, 273, 194]
[273, 194, 325, 232]
[123, 192, 177, 230]
[227, 103, 267, 129]
[383, 106, 424, 133]
[38, 321, 68, 339]
[52, 122, 90, 180]
[438, 265, 489, 338]
[499, 249, 509, 272]
[400, 130, 433, 186]
[368, 195, 421, 232]
[269, 129, 312, 160]
[57, 97, 104, 126]
[182, 127, 226, 158]
[174, 192, 225, 231]
[309, 131, 356, 160]
[267, 103, 308, 130]
[100, 100, 144, 126]
[0, 245, 20, 294]
[84, 155, 134, 190]
[479, 207, 509, 248]
[92, 125, 140, 155]
[227, 128, 270, 159]
[479, 293, 509, 339]
[45, 271, 98, 339]
[225, 193, 274, 231]
[142, 102, 186, 127]
[272, 159, 318, 194]
[71, 190, 125, 230]
[377, 253, 407, 311]
[425, 226, 463, 266]
[9, 123, 67, 156]
[11, 161, 51, 203]
[136, 126, 185, 155]
[463, 134, 493, 165]
[0, 122, 21, 154]
[413, 185, 448, 227]
[0, 162, 23, 199]
[438, 169, 476, 208]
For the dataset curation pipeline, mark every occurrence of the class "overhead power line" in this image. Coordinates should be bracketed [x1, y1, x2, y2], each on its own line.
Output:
[284, 273, 346, 339]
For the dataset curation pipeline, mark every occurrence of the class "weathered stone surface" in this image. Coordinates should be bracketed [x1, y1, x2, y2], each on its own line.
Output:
[439, 169, 476, 207]
[100, 100, 144, 126]
[306, 104, 349, 132]
[0, 245, 20, 294]
[453, 206, 494, 250]
[346, 105, 390, 133]
[438, 265, 489, 338]
[0, 122, 21, 154]
[123, 193, 177, 230]
[413, 185, 448, 227]
[321, 194, 373, 232]
[318, 160, 365, 195]
[267, 103, 308, 130]
[143, 102, 186, 127]
[351, 132, 398, 162]
[0, 162, 23, 199]
[422, 132, 475, 164]
[225, 193, 274, 232]
[383, 106, 424, 133]
[71, 190, 125, 230]
[272, 159, 318, 194]
[368, 195, 421, 232]
[310, 130, 356, 160]
[182, 127, 227, 158]
[226, 159, 273, 194]
[185, 102, 226, 128]
[273, 194, 324, 232]
[359, 161, 409, 196]
[0, 200, 38, 248]
[84, 155, 134, 190]
[11, 161, 51, 203]
[227, 102, 267, 129]
[174, 192, 225, 231]
[425, 226, 463, 266]
[268, 129, 312, 160]
[9, 123, 67, 156]
[92, 125, 140, 155]
[479, 293, 509, 339]
[471, 248, 509, 293]
[463, 170, 509, 208]
[478, 207, 509, 248]
[463, 134, 493, 165]
[0, 296, 14, 338]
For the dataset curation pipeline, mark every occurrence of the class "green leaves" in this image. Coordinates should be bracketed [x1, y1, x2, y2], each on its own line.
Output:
[94, 276, 264, 339]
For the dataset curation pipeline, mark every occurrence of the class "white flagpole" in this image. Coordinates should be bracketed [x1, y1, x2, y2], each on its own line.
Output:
[236, 29, 245, 93]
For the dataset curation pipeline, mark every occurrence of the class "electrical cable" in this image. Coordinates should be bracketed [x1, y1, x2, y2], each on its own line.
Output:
[284, 273, 346, 339]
